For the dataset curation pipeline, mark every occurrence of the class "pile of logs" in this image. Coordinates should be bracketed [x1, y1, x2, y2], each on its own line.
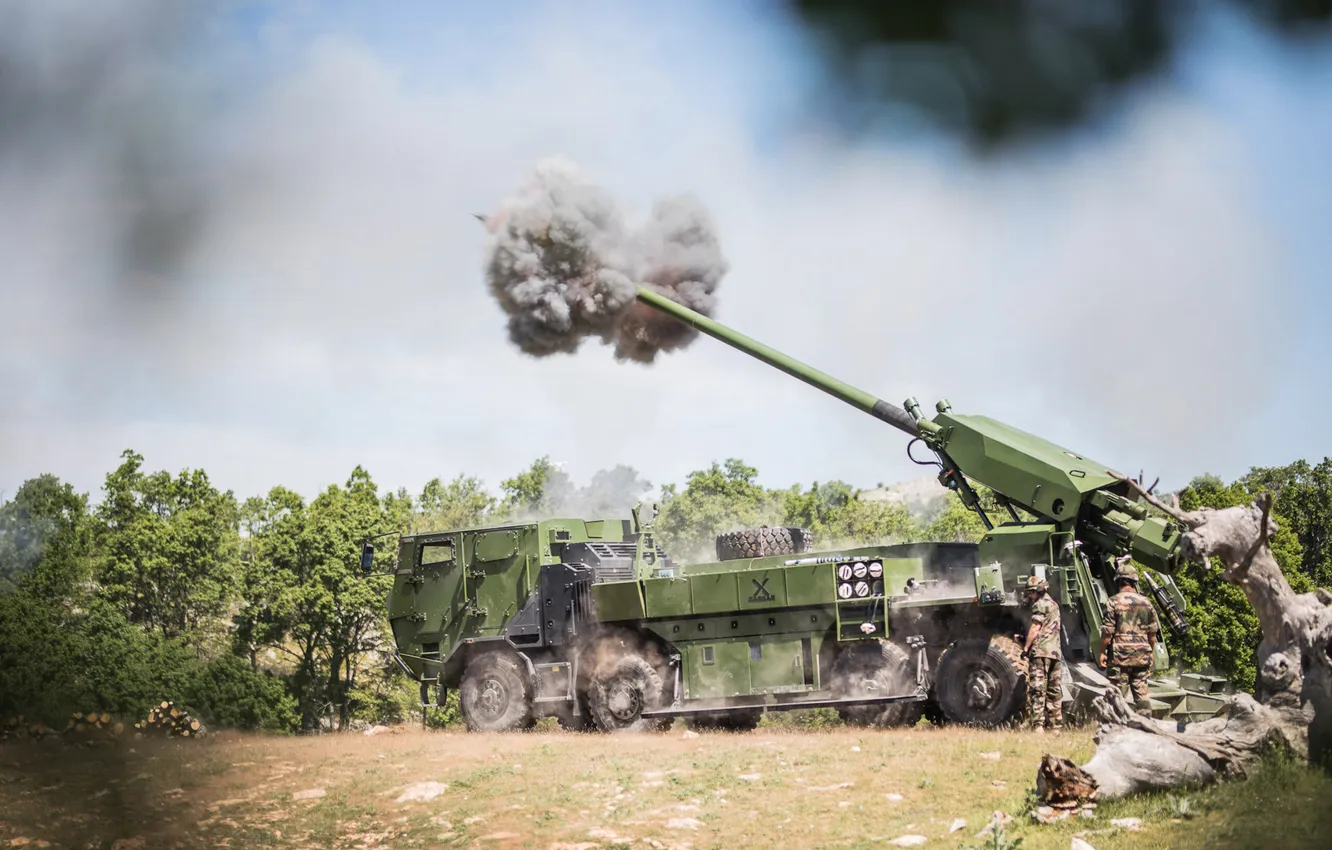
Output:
[3, 703, 208, 745]
[1, 715, 58, 742]
[135, 701, 206, 738]
[64, 711, 126, 741]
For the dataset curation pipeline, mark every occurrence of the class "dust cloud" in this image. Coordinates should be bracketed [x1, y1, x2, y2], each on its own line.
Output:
[481, 158, 729, 363]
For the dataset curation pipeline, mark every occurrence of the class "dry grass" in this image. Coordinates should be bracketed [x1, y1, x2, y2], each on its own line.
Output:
[1, 722, 1329, 849]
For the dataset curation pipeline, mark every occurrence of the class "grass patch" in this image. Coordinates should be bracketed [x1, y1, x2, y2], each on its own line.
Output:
[0, 725, 1328, 848]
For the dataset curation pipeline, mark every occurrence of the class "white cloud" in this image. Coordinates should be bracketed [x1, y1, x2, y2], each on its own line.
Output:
[0, 4, 1307, 505]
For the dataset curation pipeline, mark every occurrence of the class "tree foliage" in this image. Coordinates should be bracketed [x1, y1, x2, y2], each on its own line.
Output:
[655, 459, 785, 558]
[96, 451, 241, 642]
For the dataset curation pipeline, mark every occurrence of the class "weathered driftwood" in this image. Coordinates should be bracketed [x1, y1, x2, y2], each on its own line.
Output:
[1040, 489, 1332, 802]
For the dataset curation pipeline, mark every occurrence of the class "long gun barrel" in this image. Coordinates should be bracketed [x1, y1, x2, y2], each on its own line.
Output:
[634, 285, 1189, 574]
[634, 287, 919, 437]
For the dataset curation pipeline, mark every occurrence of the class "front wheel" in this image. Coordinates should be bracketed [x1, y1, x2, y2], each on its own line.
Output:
[459, 652, 533, 732]
[831, 640, 923, 728]
[934, 636, 1027, 727]
[587, 654, 669, 733]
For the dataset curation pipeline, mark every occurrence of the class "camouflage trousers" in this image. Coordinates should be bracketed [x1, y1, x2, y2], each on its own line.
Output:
[1107, 663, 1151, 706]
[1026, 655, 1063, 729]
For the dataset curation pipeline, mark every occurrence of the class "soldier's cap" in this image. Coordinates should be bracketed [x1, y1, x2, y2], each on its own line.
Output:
[1026, 577, 1049, 591]
[1115, 563, 1139, 583]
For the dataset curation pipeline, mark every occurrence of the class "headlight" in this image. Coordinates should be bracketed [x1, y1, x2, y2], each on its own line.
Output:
[837, 564, 854, 581]
[854, 580, 870, 598]
[868, 561, 883, 578]
[838, 581, 853, 599]
[852, 561, 868, 578]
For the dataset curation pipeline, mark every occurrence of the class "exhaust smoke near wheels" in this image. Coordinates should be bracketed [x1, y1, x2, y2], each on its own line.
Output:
[480, 158, 729, 363]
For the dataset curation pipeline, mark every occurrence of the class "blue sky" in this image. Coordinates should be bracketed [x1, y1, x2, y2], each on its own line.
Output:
[1, 0, 1329, 505]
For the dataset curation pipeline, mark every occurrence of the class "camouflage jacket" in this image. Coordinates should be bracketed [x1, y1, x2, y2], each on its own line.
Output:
[1027, 595, 1062, 660]
[1104, 590, 1160, 667]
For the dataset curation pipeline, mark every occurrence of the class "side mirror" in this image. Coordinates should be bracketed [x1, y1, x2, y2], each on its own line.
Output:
[359, 542, 375, 574]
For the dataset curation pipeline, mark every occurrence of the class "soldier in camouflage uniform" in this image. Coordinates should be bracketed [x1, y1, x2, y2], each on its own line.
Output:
[1021, 575, 1062, 732]
[1099, 562, 1161, 706]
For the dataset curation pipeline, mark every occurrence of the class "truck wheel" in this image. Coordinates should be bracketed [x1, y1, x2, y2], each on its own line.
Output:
[459, 652, 533, 732]
[831, 640, 923, 728]
[715, 526, 814, 561]
[934, 636, 1027, 727]
[588, 654, 667, 733]
[685, 710, 762, 732]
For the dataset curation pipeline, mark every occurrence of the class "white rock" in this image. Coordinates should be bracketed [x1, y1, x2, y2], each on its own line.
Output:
[888, 836, 927, 846]
[885, 793, 905, 802]
[1110, 817, 1143, 831]
[395, 781, 448, 803]
[1071, 838, 1096, 850]
[949, 819, 966, 833]
[292, 788, 325, 801]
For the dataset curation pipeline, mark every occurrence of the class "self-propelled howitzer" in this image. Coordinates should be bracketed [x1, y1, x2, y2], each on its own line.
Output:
[634, 286, 1223, 718]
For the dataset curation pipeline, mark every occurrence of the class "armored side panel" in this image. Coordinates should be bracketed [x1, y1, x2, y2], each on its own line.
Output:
[933, 413, 1116, 521]
[593, 547, 928, 702]
[387, 515, 651, 681]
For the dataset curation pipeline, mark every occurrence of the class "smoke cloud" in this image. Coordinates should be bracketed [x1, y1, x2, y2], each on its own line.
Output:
[482, 158, 728, 363]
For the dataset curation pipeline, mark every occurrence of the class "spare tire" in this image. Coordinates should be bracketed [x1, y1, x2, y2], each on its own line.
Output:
[715, 526, 814, 561]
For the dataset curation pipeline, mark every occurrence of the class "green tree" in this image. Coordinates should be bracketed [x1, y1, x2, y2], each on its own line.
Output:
[1241, 459, 1332, 586]
[413, 474, 496, 532]
[780, 480, 855, 537]
[96, 451, 241, 642]
[0, 474, 93, 595]
[780, 481, 920, 545]
[921, 490, 994, 542]
[499, 456, 559, 516]
[655, 459, 784, 558]
[234, 468, 396, 730]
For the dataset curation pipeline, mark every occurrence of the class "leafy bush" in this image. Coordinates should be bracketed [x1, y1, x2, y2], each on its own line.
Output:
[183, 654, 299, 733]
[347, 664, 460, 729]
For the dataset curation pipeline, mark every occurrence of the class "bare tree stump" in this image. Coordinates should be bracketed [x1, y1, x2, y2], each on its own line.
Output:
[1039, 490, 1332, 803]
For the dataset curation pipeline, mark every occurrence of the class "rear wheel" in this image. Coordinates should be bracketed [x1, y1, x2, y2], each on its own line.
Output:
[934, 636, 1027, 727]
[831, 640, 923, 728]
[459, 652, 533, 732]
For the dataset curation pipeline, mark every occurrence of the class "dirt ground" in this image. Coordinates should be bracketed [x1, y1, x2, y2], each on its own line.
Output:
[1, 722, 1329, 849]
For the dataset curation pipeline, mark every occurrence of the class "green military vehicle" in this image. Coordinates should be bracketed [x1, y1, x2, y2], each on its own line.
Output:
[367, 287, 1229, 732]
